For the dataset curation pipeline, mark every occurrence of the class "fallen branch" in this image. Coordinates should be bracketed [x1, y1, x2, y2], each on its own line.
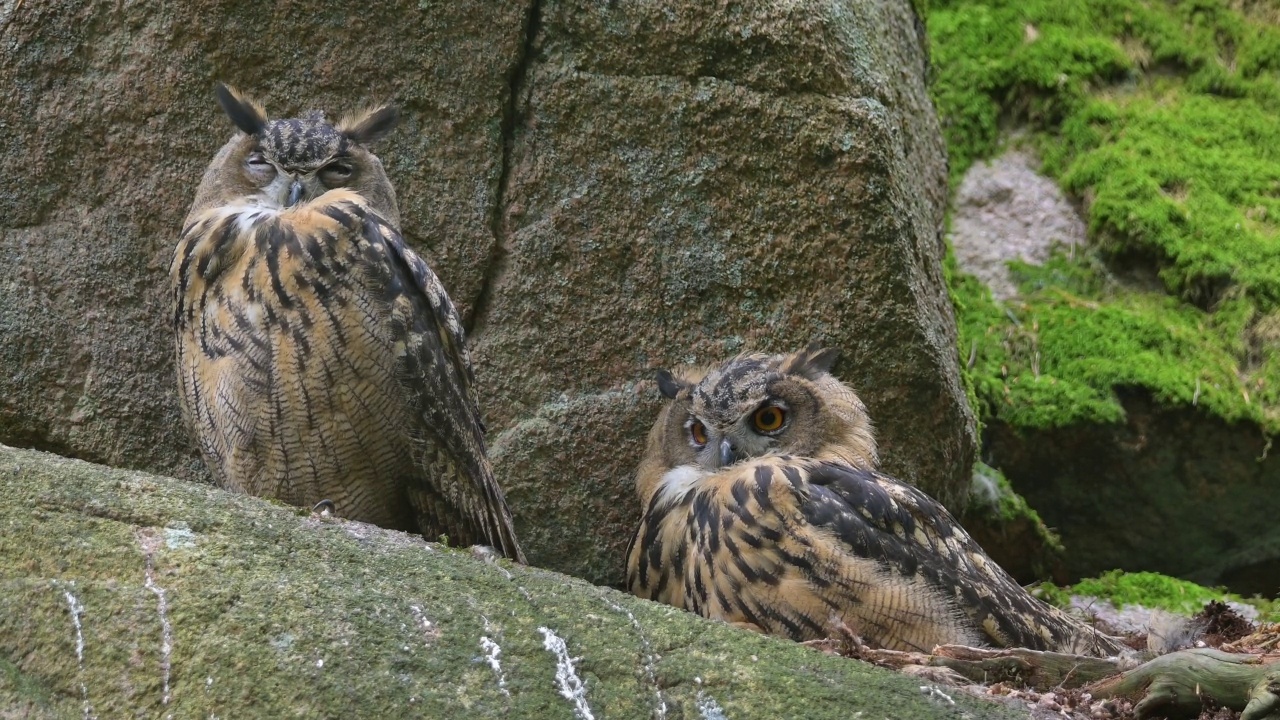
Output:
[812, 630, 1131, 691]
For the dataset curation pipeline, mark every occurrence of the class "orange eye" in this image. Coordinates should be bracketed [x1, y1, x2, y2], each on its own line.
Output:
[688, 419, 709, 447]
[753, 406, 786, 433]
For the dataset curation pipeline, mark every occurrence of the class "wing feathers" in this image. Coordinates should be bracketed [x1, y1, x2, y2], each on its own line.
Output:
[626, 456, 1124, 655]
[173, 191, 523, 562]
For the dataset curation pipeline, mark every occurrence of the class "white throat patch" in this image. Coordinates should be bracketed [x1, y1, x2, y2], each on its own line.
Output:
[654, 464, 709, 508]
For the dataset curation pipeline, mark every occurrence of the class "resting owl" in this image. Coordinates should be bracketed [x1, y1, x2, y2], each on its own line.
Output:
[170, 84, 524, 561]
[625, 345, 1123, 656]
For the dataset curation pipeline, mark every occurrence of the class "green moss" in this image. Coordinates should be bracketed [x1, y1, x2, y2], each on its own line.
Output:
[953, 250, 1263, 429]
[1075, 570, 1233, 615]
[1033, 570, 1280, 623]
[932, 0, 1280, 434]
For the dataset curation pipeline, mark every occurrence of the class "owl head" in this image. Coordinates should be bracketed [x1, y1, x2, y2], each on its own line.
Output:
[185, 84, 402, 226]
[636, 344, 878, 505]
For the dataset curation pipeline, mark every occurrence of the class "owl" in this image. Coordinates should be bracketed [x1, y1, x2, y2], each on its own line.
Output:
[625, 345, 1123, 656]
[170, 84, 524, 562]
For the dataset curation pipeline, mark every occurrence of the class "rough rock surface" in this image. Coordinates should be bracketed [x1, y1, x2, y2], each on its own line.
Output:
[0, 0, 974, 586]
[480, 0, 974, 579]
[988, 391, 1280, 596]
[0, 0, 525, 480]
[949, 149, 1086, 301]
[0, 444, 1020, 719]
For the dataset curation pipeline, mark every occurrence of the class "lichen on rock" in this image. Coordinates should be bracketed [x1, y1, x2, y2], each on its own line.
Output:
[0, 444, 1020, 719]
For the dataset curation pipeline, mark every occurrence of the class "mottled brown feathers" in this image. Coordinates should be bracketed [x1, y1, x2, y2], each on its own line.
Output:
[173, 89, 523, 562]
[627, 349, 1123, 656]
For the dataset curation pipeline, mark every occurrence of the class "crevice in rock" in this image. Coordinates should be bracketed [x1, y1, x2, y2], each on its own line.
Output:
[465, 0, 543, 337]
[0, 427, 104, 468]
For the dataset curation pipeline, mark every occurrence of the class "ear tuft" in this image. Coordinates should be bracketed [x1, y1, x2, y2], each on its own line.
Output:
[784, 342, 840, 380]
[655, 369, 686, 399]
[339, 105, 400, 145]
[214, 83, 268, 135]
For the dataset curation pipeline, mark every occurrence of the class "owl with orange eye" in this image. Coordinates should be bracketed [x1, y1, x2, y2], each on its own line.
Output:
[624, 345, 1125, 657]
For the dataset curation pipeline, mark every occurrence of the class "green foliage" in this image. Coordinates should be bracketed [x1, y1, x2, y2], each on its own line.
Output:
[932, 0, 1280, 433]
[1034, 570, 1280, 622]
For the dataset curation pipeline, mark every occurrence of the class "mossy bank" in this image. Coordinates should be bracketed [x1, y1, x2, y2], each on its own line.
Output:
[930, 0, 1280, 594]
[0, 444, 1021, 719]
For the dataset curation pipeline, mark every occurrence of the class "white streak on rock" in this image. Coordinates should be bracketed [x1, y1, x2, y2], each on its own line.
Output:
[138, 531, 174, 705]
[409, 604, 442, 643]
[696, 690, 728, 720]
[920, 685, 955, 705]
[600, 595, 667, 719]
[538, 627, 594, 720]
[478, 635, 510, 696]
[60, 584, 95, 720]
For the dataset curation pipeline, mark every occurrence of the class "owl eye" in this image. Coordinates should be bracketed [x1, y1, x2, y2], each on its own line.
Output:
[319, 161, 354, 188]
[687, 419, 709, 448]
[752, 405, 786, 434]
[244, 152, 276, 180]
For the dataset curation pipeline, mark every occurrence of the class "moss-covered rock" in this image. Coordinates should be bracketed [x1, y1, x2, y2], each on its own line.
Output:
[0, 444, 1022, 719]
[931, 0, 1280, 594]
[1032, 570, 1280, 624]
[961, 462, 1065, 584]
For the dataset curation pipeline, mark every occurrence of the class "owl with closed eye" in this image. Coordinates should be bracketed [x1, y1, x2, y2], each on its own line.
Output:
[170, 84, 523, 561]
[624, 345, 1123, 656]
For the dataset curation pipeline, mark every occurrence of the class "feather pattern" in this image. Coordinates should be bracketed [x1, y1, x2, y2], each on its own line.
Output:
[172, 188, 523, 561]
[627, 454, 1123, 655]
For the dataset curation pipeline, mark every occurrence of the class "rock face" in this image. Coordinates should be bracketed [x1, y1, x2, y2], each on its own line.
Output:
[988, 391, 1280, 596]
[0, 0, 974, 585]
[0, 444, 1019, 719]
[948, 150, 1087, 301]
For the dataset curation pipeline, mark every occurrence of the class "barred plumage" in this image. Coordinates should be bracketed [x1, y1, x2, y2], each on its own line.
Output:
[626, 346, 1121, 656]
[171, 85, 523, 561]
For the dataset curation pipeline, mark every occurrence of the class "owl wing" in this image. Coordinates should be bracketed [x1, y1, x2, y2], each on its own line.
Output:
[795, 460, 1123, 655]
[171, 209, 272, 493]
[316, 194, 524, 562]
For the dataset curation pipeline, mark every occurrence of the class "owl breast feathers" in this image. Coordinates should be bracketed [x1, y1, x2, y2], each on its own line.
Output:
[171, 85, 523, 562]
[625, 346, 1123, 656]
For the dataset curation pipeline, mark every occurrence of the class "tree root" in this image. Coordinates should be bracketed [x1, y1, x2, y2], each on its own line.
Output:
[825, 633, 1280, 719]
[1084, 649, 1280, 720]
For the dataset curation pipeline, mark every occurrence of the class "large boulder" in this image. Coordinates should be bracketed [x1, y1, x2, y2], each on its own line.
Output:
[0, 444, 1020, 719]
[0, 0, 975, 586]
[988, 391, 1280, 597]
[947, 147, 1280, 595]
[0, 0, 524, 479]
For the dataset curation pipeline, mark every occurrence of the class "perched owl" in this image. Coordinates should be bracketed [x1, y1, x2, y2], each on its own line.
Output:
[625, 345, 1123, 656]
[171, 84, 524, 562]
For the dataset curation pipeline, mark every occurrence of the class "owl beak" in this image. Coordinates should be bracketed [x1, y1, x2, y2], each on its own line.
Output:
[718, 438, 740, 468]
[287, 180, 305, 207]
